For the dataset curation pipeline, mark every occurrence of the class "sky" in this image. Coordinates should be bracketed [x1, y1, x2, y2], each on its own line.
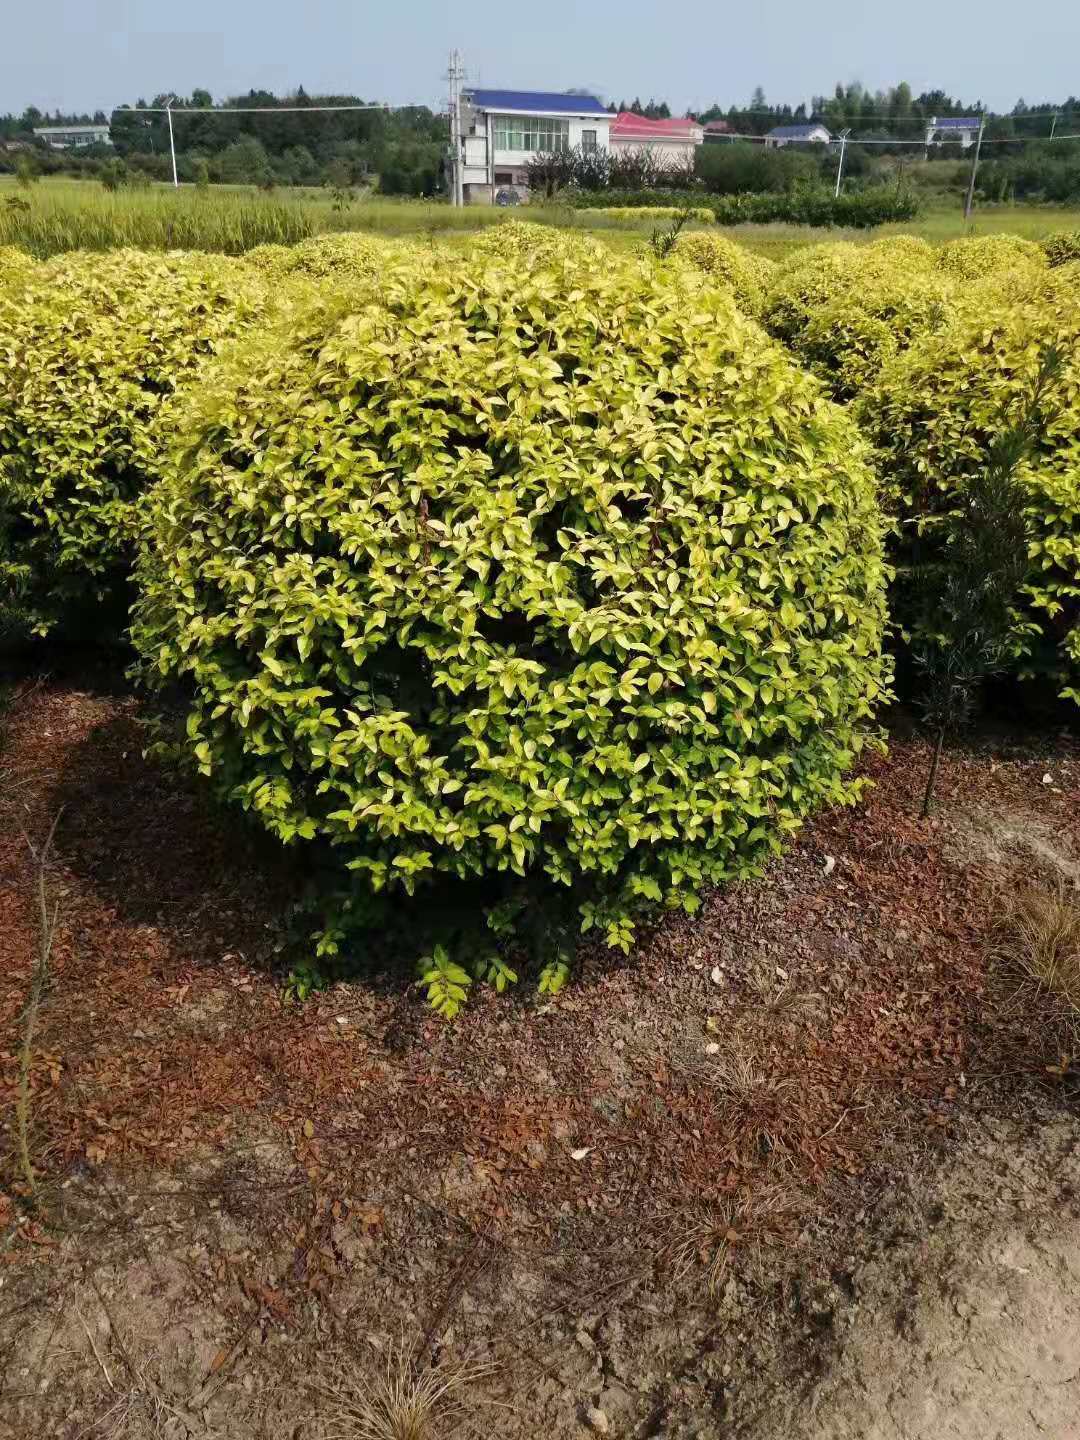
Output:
[3, 0, 1078, 119]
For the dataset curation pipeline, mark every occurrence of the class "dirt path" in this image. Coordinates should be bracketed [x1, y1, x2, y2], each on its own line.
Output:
[756, 1115, 1080, 1440]
[807, 1225, 1080, 1440]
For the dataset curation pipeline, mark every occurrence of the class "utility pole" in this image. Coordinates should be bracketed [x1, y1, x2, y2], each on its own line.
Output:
[1050, 112, 1059, 142]
[963, 114, 985, 222]
[165, 95, 179, 187]
[834, 128, 851, 198]
[446, 50, 464, 206]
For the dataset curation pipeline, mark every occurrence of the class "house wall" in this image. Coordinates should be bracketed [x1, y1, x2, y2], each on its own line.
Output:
[609, 137, 699, 164]
[766, 127, 830, 149]
[33, 127, 112, 149]
[460, 105, 612, 201]
[490, 113, 611, 170]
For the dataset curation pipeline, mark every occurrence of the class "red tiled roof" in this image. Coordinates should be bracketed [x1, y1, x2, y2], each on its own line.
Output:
[610, 111, 703, 142]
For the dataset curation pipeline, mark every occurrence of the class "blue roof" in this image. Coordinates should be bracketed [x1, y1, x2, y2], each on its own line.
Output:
[768, 123, 831, 139]
[932, 116, 981, 128]
[464, 89, 609, 115]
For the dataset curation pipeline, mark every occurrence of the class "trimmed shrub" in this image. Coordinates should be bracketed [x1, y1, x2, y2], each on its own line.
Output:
[578, 205, 716, 224]
[463, 219, 608, 267]
[934, 233, 1047, 280]
[0, 249, 270, 643]
[1042, 230, 1080, 267]
[858, 283, 1080, 705]
[672, 231, 775, 317]
[243, 231, 400, 279]
[865, 235, 935, 265]
[133, 253, 889, 988]
[762, 239, 954, 399]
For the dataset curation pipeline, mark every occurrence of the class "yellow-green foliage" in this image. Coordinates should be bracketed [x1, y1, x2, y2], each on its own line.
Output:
[243, 231, 399, 280]
[580, 205, 716, 224]
[1042, 230, 1080, 268]
[864, 235, 934, 265]
[762, 239, 955, 400]
[934, 233, 1047, 280]
[673, 231, 775, 317]
[464, 219, 607, 268]
[133, 252, 889, 976]
[0, 248, 270, 642]
[859, 284, 1080, 703]
[0, 246, 35, 288]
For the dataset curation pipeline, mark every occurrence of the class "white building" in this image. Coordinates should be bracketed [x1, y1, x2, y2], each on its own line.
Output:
[610, 111, 703, 165]
[459, 89, 612, 203]
[925, 116, 981, 149]
[33, 124, 113, 150]
[765, 123, 832, 149]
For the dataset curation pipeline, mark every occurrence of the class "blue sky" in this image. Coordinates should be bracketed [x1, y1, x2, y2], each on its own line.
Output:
[4, 0, 1077, 117]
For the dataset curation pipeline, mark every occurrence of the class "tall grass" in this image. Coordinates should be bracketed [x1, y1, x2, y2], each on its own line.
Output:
[4, 176, 1080, 262]
[0, 183, 311, 256]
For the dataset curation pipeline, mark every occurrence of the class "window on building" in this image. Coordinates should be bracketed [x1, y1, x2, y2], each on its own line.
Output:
[493, 115, 570, 153]
[581, 129, 597, 154]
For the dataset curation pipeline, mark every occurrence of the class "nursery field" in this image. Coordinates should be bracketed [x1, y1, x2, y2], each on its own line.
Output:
[1, 217, 1078, 1437]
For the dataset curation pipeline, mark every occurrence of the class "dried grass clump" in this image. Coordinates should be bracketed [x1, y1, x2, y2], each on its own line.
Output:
[995, 883, 1080, 1025]
[664, 1184, 800, 1293]
[314, 1340, 491, 1440]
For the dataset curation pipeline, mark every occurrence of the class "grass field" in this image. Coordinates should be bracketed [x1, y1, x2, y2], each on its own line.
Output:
[2, 174, 1079, 259]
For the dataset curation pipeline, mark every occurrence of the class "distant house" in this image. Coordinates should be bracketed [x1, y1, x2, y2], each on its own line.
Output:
[610, 111, 703, 165]
[33, 124, 112, 150]
[765, 123, 831, 149]
[459, 89, 612, 203]
[925, 116, 981, 149]
[703, 119, 734, 141]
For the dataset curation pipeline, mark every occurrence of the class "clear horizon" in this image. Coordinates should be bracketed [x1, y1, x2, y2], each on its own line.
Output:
[3, 0, 1078, 120]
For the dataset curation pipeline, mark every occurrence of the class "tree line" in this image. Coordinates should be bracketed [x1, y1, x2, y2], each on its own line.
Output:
[1, 88, 446, 195]
[3, 79, 1080, 199]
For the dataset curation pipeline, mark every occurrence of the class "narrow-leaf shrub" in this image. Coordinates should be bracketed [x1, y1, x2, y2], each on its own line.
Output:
[672, 232, 775, 317]
[0, 249, 270, 642]
[858, 285, 1080, 704]
[133, 253, 890, 980]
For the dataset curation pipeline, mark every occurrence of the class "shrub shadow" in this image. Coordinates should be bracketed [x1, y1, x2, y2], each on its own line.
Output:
[49, 702, 645, 1020]
[51, 706, 302, 974]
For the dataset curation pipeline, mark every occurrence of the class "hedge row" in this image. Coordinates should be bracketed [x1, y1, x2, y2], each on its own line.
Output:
[565, 185, 920, 228]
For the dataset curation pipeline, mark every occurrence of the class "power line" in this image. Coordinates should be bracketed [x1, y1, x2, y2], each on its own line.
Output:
[110, 103, 434, 115]
[714, 130, 1048, 146]
[709, 107, 1072, 123]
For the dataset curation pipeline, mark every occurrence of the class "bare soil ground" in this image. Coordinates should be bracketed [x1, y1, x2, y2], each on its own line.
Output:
[1, 679, 1077, 1439]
